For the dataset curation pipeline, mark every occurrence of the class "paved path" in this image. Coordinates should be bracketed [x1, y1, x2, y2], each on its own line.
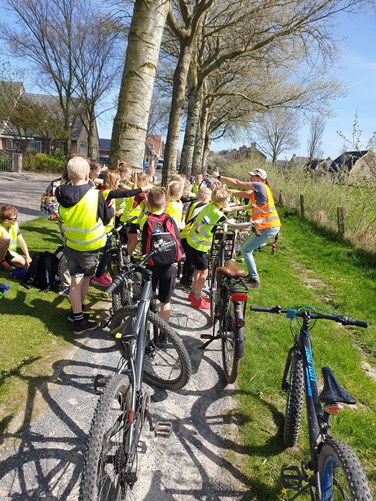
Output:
[0, 171, 248, 500]
[0, 289, 247, 500]
[0, 171, 53, 223]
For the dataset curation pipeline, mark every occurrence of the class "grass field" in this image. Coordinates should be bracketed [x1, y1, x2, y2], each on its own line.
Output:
[234, 210, 376, 499]
[1, 213, 375, 499]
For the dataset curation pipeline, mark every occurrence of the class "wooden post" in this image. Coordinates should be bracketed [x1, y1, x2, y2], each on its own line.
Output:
[300, 194, 305, 218]
[278, 190, 284, 206]
[337, 207, 345, 237]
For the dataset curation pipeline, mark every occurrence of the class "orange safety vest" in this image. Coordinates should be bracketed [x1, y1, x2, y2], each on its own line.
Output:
[251, 185, 280, 230]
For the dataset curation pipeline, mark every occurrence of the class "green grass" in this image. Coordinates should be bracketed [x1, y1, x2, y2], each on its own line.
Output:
[0, 218, 107, 434]
[235, 209, 376, 499]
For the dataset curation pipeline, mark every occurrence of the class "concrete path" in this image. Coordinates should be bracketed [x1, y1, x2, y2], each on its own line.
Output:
[0, 289, 247, 500]
[0, 171, 53, 223]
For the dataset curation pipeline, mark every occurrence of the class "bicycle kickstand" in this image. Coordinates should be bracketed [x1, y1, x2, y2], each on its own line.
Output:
[199, 333, 221, 350]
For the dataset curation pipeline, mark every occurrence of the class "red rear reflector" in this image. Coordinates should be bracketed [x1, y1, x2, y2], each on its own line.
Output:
[127, 409, 133, 425]
[231, 293, 248, 302]
[324, 403, 343, 414]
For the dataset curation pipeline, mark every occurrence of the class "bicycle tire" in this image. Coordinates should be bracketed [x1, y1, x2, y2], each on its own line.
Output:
[111, 306, 192, 390]
[221, 296, 242, 384]
[318, 437, 373, 499]
[283, 349, 304, 447]
[79, 374, 131, 501]
[209, 260, 219, 324]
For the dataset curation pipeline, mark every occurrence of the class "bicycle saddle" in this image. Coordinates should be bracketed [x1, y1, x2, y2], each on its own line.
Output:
[216, 260, 247, 278]
[319, 367, 356, 405]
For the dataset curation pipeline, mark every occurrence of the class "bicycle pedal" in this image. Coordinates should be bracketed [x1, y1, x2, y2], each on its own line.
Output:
[154, 421, 172, 438]
[93, 374, 110, 394]
[280, 464, 305, 490]
[200, 334, 213, 339]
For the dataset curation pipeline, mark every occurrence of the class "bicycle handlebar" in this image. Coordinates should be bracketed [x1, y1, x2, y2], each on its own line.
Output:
[250, 305, 368, 328]
[105, 239, 176, 296]
[106, 216, 138, 238]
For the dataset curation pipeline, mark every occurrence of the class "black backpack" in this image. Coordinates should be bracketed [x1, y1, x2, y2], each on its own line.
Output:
[142, 213, 184, 267]
[21, 251, 59, 291]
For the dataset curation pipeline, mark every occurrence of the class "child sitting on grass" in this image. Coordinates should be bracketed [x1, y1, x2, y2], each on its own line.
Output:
[0, 204, 31, 271]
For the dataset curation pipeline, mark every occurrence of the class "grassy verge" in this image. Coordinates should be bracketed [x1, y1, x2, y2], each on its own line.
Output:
[0, 218, 107, 435]
[235, 210, 376, 499]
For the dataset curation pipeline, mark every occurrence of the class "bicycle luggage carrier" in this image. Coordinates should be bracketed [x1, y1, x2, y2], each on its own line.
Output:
[210, 229, 236, 262]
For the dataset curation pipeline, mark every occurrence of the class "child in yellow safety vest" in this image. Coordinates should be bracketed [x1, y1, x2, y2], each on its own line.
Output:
[0, 204, 31, 271]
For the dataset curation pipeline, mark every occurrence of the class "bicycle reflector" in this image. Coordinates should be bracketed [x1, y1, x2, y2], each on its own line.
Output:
[231, 293, 248, 302]
[324, 403, 344, 414]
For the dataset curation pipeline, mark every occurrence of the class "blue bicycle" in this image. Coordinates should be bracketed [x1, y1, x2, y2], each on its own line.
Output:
[250, 304, 373, 500]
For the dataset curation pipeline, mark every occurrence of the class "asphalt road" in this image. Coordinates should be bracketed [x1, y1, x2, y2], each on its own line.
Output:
[0, 171, 248, 500]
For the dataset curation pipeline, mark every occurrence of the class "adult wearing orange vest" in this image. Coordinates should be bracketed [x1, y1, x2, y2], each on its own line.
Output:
[211, 168, 280, 288]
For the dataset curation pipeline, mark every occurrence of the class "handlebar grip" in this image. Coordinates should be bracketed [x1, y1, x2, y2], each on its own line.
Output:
[340, 316, 368, 328]
[105, 281, 119, 296]
[250, 305, 283, 313]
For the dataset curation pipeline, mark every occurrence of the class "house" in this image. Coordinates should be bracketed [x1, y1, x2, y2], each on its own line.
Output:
[329, 150, 375, 179]
[305, 158, 332, 177]
[0, 83, 99, 158]
[99, 134, 165, 168]
[217, 142, 267, 163]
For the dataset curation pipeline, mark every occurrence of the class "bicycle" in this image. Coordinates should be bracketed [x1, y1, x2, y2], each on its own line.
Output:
[79, 241, 192, 501]
[201, 221, 251, 384]
[250, 304, 373, 500]
[105, 217, 142, 312]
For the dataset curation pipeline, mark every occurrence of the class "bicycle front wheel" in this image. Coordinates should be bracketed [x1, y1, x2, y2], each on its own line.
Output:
[221, 297, 244, 384]
[79, 374, 131, 501]
[318, 437, 373, 499]
[283, 349, 304, 447]
[111, 306, 192, 390]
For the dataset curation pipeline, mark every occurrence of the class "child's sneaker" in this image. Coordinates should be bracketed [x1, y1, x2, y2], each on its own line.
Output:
[188, 291, 195, 302]
[73, 318, 98, 335]
[103, 273, 112, 284]
[67, 310, 90, 323]
[92, 274, 111, 287]
[0, 261, 12, 272]
[190, 296, 210, 310]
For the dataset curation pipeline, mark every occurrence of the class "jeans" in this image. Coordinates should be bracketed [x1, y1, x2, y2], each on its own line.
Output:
[95, 238, 111, 278]
[241, 226, 280, 279]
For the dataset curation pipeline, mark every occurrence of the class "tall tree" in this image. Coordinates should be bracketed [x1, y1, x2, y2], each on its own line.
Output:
[251, 109, 301, 163]
[307, 115, 326, 162]
[110, 0, 169, 169]
[1, 0, 120, 156]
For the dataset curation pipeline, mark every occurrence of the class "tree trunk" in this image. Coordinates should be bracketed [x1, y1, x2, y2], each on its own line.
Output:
[162, 39, 193, 185]
[110, 0, 169, 170]
[192, 100, 209, 174]
[180, 81, 204, 177]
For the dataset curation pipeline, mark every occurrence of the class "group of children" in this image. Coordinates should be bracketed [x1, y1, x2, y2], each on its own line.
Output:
[0, 155, 281, 335]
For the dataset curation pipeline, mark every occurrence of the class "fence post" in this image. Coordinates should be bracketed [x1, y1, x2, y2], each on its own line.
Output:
[278, 190, 284, 206]
[337, 207, 345, 237]
[300, 195, 305, 218]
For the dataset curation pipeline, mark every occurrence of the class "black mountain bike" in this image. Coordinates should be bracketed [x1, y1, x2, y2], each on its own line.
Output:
[79, 242, 192, 501]
[201, 223, 250, 384]
[250, 304, 373, 500]
[105, 217, 142, 312]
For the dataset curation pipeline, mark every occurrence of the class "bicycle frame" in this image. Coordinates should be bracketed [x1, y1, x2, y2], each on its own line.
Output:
[282, 314, 324, 492]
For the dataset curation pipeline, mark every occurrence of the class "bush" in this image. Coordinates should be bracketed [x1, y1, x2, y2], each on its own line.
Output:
[23, 152, 65, 173]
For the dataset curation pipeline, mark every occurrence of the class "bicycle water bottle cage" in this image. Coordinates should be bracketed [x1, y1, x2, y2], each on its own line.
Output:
[319, 367, 356, 405]
[286, 309, 296, 319]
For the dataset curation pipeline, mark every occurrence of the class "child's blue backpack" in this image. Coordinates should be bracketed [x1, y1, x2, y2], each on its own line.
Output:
[21, 251, 59, 292]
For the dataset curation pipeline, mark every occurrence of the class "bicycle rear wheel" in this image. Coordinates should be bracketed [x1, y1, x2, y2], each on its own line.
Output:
[221, 297, 243, 384]
[209, 261, 219, 324]
[283, 348, 304, 447]
[318, 437, 372, 499]
[79, 374, 131, 501]
[111, 306, 192, 390]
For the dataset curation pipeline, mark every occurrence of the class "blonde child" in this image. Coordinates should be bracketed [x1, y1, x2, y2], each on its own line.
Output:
[165, 180, 184, 230]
